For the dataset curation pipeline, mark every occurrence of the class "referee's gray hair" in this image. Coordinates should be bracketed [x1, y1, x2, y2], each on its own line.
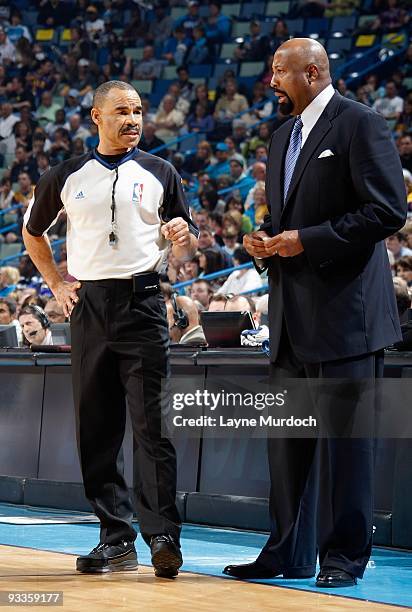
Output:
[92, 80, 137, 107]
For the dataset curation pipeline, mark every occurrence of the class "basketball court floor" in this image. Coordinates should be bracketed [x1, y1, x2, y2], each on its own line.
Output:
[0, 504, 410, 611]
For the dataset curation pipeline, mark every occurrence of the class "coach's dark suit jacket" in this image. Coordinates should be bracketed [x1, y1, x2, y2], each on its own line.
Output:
[260, 92, 407, 364]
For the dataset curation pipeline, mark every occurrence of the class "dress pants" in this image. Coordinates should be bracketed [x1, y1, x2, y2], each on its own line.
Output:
[70, 279, 181, 547]
[257, 323, 383, 578]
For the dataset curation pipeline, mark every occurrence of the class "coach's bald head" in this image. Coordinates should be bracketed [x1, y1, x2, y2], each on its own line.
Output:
[270, 38, 332, 116]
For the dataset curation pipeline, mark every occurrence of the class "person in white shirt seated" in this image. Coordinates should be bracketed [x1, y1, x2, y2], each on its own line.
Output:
[18, 304, 53, 347]
[217, 247, 262, 295]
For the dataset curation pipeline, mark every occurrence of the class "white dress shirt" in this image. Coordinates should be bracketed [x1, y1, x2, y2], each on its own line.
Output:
[300, 84, 335, 147]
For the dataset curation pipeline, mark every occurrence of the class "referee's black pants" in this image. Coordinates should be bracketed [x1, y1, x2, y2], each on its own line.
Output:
[257, 322, 383, 579]
[70, 279, 181, 547]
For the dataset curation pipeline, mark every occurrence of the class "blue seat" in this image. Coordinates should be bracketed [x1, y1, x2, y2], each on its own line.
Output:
[189, 64, 213, 79]
[331, 15, 357, 34]
[327, 37, 352, 54]
[285, 18, 304, 35]
[213, 62, 239, 79]
[304, 18, 330, 36]
[240, 3, 266, 19]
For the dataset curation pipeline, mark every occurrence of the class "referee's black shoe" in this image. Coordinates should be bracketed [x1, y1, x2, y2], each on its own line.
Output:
[76, 541, 138, 573]
[150, 535, 183, 578]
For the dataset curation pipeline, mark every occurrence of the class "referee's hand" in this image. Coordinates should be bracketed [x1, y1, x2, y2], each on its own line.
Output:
[161, 217, 191, 248]
[52, 280, 82, 318]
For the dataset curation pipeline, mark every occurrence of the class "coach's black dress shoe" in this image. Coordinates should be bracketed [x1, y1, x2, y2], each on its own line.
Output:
[223, 561, 281, 579]
[223, 560, 315, 579]
[76, 541, 138, 573]
[316, 567, 357, 588]
[150, 535, 183, 578]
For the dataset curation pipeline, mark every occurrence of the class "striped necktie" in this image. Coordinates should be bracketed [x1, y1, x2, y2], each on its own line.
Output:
[283, 116, 303, 205]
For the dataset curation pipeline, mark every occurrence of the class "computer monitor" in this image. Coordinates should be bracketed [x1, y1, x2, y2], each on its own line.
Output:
[0, 325, 19, 348]
[50, 323, 71, 345]
[200, 311, 255, 348]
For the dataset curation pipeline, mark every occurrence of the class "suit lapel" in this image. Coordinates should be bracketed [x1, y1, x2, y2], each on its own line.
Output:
[281, 92, 341, 215]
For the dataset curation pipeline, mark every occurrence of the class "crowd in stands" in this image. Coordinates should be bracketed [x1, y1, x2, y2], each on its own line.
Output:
[0, 0, 411, 349]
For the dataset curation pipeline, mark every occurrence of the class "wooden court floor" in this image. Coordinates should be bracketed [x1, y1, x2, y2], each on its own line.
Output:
[0, 546, 404, 612]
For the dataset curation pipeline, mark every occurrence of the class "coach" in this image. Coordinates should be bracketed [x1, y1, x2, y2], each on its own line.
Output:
[22, 81, 199, 577]
[224, 39, 407, 587]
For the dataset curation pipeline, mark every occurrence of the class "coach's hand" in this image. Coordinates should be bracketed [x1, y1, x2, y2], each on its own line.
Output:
[263, 230, 304, 258]
[52, 280, 82, 318]
[243, 230, 271, 258]
[161, 217, 191, 248]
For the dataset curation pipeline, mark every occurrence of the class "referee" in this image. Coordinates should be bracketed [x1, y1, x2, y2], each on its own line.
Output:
[22, 81, 199, 577]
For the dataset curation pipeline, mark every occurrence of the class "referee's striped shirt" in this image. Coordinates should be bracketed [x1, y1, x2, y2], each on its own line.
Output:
[24, 147, 199, 280]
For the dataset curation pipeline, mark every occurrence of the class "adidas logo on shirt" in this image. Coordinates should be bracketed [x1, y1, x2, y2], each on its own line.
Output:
[75, 190, 85, 199]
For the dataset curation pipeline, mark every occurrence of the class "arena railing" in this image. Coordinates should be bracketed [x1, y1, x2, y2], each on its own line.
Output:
[172, 261, 268, 297]
[148, 98, 276, 156]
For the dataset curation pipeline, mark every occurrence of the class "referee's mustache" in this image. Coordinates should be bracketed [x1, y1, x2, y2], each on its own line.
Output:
[120, 126, 140, 134]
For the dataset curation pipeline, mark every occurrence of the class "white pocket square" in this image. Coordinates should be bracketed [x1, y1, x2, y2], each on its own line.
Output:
[318, 149, 334, 158]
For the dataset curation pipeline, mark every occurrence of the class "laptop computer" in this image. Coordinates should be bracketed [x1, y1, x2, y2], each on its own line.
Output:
[200, 311, 255, 348]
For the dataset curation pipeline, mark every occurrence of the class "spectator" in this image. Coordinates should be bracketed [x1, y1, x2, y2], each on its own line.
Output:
[139, 122, 168, 159]
[37, 0, 74, 26]
[162, 26, 191, 66]
[166, 294, 206, 345]
[35, 152, 51, 177]
[175, 0, 203, 35]
[187, 103, 215, 133]
[13, 172, 34, 215]
[398, 134, 412, 173]
[197, 224, 233, 268]
[396, 255, 412, 287]
[0, 26, 16, 65]
[7, 10, 32, 43]
[204, 1, 231, 44]
[49, 128, 72, 165]
[189, 83, 214, 116]
[154, 95, 185, 141]
[199, 248, 224, 275]
[217, 247, 262, 295]
[336, 78, 357, 101]
[64, 89, 82, 119]
[183, 141, 215, 174]
[45, 109, 67, 138]
[228, 155, 256, 202]
[221, 226, 241, 257]
[185, 26, 211, 65]
[214, 79, 249, 124]
[0, 266, 20, 297]
[84, 5, 105, 42]
[386, 231, 412, 261]
[36, 91, 62, 127]
[373, 81, 404, 123]
[18, 305, 53, 346]
[0, 102, 19, 156]
[6, 77, 34, 112]
[175, 66, 195, 103]
[0, 177, 15, 209]
[205, 142, 231, 179]
[68, 114, 91, 143]
[0, 296, 23, 345]
[13, 121, 33, 151]
[146, 2, 173, 45]
[270, 19, 289, 52]
[235, 20, 270, 62]
[189, 279, 213, 309]
[10, 146, 36, 183]
[246, 81, 275, 124]
[44, 297, 66, 323]
[133, 46, 162, 81]
[85, 124, 99, 150]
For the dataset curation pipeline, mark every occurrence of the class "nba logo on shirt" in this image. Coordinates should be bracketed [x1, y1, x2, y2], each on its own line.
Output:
[132, 182, 144, 206]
